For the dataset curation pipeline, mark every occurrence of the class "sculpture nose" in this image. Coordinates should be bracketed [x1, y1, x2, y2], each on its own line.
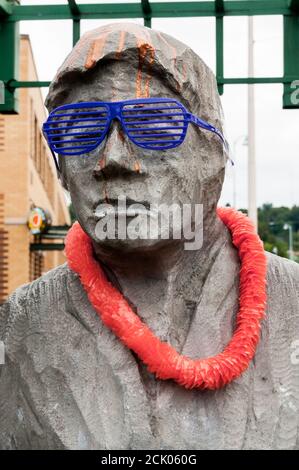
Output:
[93, 118, 132, 178]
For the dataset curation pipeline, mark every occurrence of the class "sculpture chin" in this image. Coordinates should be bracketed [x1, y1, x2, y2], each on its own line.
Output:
[91, 236, 175, 253]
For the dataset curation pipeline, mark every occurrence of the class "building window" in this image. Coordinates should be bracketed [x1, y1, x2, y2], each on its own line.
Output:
[45, 159, 55, 209]
[29, 250, 44, 282]
[30, 99, 34, 159]
[0, 194, 9, 304]
[40, 144, 46, 183]
[34, 115, 38, 166]
[37, 132, 41, 174]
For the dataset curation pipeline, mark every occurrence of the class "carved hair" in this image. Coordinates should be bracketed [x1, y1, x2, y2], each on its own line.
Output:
[45, 22, 224, 132]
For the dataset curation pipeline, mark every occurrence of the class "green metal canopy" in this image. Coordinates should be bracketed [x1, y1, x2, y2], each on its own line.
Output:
[0, 0, 298, 112]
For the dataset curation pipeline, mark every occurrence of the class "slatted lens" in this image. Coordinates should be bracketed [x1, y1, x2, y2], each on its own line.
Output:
[44, 103, 109, 155]
[121, 100, 187, 149]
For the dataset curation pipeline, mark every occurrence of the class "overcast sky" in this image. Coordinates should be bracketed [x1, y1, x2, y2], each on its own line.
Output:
[19, 0, 299, 209]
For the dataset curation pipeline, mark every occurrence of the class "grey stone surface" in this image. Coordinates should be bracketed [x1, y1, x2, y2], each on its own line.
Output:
[1, 252, 299, 450]
[1, 22, 299, 449]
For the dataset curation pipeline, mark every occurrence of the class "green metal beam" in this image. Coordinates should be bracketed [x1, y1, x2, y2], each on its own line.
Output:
[215, 0, 224, 13]
[289, 0, 299, 12]
[30, 243, 65, 251]
[47, 224, 70, 231]
[0, 0, 13, 16]
[5, 76, 298, 90]
[215, 0, 224, 95]
[67, 0, 81, 45]
[0, 19, 19, 113]
[1, 1, 298, 112]
[5, 80, 50, 89]
[219, 77, 289, 84]
[72, 18, 80, 46]
[141, 0, 152, 28]
[67, 0, 80, 17]
[283, 14, 299, 108]
[9, 3, 142, 21]
[6, 1, 294, 22]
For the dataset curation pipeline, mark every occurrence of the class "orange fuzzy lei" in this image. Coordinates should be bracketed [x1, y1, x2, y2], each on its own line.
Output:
[65, 207, 267, 390]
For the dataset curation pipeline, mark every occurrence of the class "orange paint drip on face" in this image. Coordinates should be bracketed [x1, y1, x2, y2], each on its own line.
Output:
[85, 33, 109, 69]
[115, 30, 127, 60]
[63, 29, 99, 70]
[134, 160, 141, 173]
[84, 24, 118, 70]
[135, 41, 155, 98]
[127, 145, 142, 174]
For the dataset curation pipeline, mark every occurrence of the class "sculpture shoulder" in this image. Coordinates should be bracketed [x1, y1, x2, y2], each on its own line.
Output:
[0, 262, 78, 340]
[264, 251, 299, 325]
[265, 251, 299, 289]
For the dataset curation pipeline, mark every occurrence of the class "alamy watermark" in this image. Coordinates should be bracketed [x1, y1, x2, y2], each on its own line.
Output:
[0, 341, 4, 365]
[290, 80, 299, 105]
[94, 196, 203, 250]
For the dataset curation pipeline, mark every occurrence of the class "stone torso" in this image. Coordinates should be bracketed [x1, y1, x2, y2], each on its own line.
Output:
[1, 249, 299, 450]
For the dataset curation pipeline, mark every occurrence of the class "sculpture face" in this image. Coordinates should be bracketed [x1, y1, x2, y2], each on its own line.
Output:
[47, 24, 227, 252]
[57, 62, 213, 251]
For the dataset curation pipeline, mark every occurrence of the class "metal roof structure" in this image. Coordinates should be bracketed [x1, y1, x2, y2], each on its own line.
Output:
[0, 0, 298, 113]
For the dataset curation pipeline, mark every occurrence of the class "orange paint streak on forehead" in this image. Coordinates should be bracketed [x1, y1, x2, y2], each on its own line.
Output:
[115, 30, 127, 60]
[135, 42, 155, 98]
[85, 33, 110, 69]
[84, 24, 117, 69]
[60, 24, 158, 99]
[62, 29, 99, 71]
[135, 27, 155, 99]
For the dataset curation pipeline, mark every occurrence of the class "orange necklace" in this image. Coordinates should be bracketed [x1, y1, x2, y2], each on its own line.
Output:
[65, 207, 267, 390]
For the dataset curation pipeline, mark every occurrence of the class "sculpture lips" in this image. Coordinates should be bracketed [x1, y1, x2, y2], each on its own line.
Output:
[94, 207, 150, 219]
[94, 198, 153, 219]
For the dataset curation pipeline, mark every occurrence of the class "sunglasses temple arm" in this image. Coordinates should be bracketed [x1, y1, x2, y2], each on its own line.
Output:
[188, 113, 234, 166]
[213, 129, 234, 166]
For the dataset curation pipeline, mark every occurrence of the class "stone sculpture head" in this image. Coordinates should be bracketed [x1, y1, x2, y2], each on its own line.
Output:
[45, 22, 228, 256]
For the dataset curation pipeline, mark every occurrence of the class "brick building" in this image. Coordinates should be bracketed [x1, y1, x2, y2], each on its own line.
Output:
[0, 34, 71, 303]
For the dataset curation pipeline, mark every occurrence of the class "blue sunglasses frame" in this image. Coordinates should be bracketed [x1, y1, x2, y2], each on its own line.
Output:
[42, 97, 231, 174]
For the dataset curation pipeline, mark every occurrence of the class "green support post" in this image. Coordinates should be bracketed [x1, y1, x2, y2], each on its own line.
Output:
[216, 0, 224, 95]
[72, 18, 80, 46]
[283, 13, 299, 108]
[141, 0, 152, 28]
[0, 18, 19, 113]
[0, 0, 13, 16]
[67, 0, 80, 46]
